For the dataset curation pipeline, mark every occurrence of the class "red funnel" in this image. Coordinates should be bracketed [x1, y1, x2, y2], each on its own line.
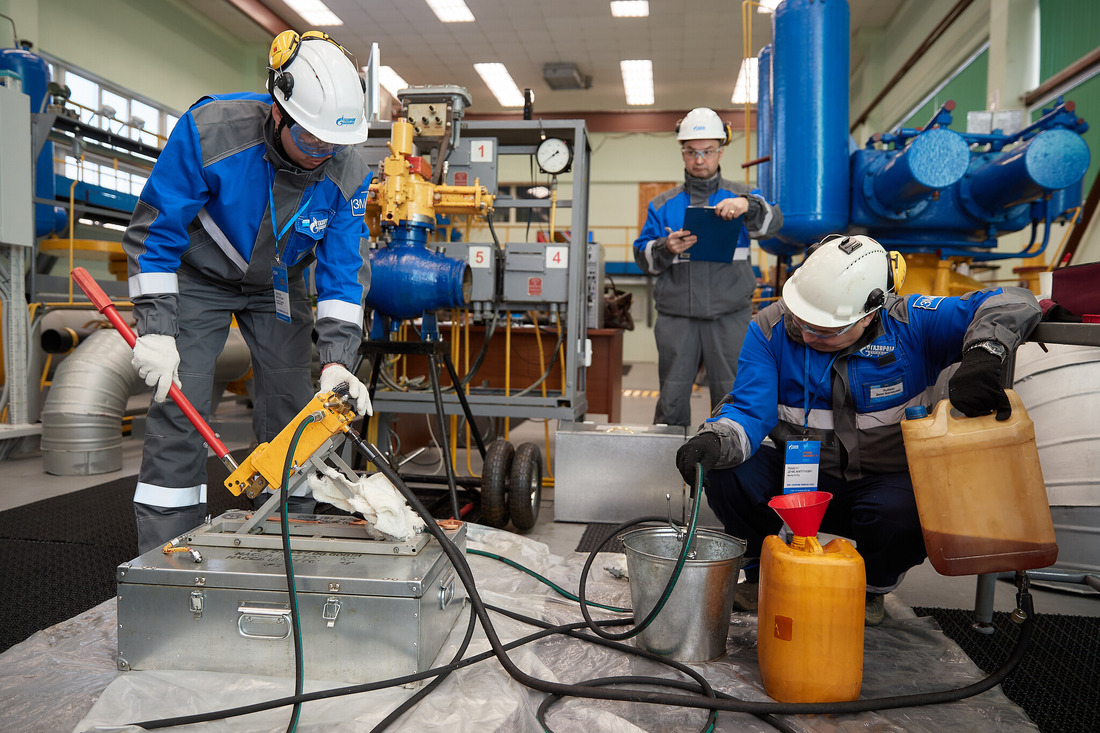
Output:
[768, 491, 832, 537]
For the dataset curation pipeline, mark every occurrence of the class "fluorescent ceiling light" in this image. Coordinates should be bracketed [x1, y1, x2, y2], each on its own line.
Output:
[756, 0, 782, 13]
[378, 66, 410, 98]
[610, 1, 649, 17]
[426, 0, 475, 22]
[283, 0, 343, 26]
[731, 57, 759, 104]
[474, 63, 525, 107]
[620, 59, 654, 105]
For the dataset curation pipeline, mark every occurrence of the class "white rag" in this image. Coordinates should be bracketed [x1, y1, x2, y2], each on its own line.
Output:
[307, 466, 425, 541]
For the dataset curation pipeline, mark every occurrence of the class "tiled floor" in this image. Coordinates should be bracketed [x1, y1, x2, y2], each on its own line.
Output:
[3, 360, 1098, 618]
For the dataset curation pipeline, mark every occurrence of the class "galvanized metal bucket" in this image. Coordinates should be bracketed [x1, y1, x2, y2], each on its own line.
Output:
[621, 526, 746, 662]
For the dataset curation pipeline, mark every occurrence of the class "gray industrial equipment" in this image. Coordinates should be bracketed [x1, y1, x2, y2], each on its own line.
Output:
[554, 422, 722, 528]
[116, 515, 466, 683]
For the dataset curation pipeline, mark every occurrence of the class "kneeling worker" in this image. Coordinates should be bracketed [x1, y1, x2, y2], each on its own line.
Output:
[675, 235, 1041, 625]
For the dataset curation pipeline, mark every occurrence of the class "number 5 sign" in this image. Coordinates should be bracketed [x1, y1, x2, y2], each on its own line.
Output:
[467, 245, 491, 268]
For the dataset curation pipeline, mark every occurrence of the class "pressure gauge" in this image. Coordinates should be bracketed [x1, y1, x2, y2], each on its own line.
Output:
[535, 137, 573, 175]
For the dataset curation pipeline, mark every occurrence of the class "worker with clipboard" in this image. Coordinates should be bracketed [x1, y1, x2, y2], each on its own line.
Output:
[633, 107, 783, 428]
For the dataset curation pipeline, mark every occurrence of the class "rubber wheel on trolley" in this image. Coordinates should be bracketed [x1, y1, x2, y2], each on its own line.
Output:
[508, 442, 543, 532]
[479, 439, 513, 528]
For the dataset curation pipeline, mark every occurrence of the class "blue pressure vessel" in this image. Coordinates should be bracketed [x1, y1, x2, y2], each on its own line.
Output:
[772, 0, 850, 247]
[966, 128, 1090, 215]
[0, 47, 66, 237]
[757, 43, 773, 202]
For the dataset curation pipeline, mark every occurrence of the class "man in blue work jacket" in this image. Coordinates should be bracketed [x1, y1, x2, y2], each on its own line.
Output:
[676, 234, 1041, 625]
[634, 107, 783, 428]
[123, 31, 374, 553]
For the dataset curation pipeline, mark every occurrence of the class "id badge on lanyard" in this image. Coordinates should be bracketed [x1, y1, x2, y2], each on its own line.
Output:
[272, 262, 292, 323]
[269, 173, 315, 325]
[783, 436, 820, 493]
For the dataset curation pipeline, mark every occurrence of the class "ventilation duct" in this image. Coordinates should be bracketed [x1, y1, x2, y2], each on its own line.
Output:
[542, 63, 591, 90]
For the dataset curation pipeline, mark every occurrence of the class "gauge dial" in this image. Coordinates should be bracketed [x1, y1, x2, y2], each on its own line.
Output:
[535, 137, 573, 175]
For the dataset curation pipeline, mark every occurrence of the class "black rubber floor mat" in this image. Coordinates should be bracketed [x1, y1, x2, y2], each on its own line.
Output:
[575, 523, 625, 553]
[0, 452, 251, 654]
[913, 606, 1100, 733]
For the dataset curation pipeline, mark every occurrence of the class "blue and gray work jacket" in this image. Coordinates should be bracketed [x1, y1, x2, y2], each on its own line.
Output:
[122, 92, 373, 368]
[699, 289, 1042, 480]
[632, 170, 783, 319]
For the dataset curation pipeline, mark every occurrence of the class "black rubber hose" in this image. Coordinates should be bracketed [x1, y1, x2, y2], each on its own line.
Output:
[133, 427, 1038, 727]
[369, 604, 479, 733]
[341, 427, 1039, 717]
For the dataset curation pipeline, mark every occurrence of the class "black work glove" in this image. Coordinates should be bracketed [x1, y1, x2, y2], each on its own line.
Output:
[948, 348, 1011, 421]
[676, 432, 722, 488]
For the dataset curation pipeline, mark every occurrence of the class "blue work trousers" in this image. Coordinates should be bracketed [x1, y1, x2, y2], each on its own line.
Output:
[704, 444, 927, 593]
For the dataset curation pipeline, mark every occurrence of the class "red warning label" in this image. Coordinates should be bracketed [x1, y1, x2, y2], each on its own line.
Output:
[528, 277, 543, 296]
[453, 172, 468, 186]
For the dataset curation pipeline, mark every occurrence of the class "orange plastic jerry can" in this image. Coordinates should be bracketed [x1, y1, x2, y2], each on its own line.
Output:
[901, 390, 1058, 576]
[757, 492, 865, 703]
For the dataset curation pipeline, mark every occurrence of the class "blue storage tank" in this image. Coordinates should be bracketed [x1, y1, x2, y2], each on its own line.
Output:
[0, 47, 66, 237]
[756, 43, 773, 201]
[771, 0, 850, 248]
[755, 42, 799, 256]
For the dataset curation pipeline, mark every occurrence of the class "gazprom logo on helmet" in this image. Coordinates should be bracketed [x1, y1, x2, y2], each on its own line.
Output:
[336, 116, 357, 126]
[691, 124, 707, 131]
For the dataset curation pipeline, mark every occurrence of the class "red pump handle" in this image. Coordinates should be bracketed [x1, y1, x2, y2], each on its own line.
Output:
[70, 267, 235, 466]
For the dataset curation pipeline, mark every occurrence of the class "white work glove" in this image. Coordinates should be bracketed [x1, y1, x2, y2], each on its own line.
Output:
[132, 333, 182, 403]
[317, 363, 373, 416]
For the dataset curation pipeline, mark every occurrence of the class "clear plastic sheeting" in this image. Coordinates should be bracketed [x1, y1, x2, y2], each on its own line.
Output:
[0, 524, 1038, 732]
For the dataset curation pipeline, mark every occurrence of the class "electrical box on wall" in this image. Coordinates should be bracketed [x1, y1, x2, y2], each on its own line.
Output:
[0, 84, 32, 247]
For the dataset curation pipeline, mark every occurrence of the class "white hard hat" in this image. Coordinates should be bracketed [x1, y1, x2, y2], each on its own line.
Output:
[267, 30, 368, 145]
[782, 235, 891, 328]
[676, 107, 731, 145]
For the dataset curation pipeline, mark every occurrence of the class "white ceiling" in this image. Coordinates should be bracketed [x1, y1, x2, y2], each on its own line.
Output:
[194, 0, 903, 115]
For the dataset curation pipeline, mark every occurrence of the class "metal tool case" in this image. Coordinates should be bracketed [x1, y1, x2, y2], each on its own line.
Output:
[554, 422, 722, 527]
[116, 512, 467, 684]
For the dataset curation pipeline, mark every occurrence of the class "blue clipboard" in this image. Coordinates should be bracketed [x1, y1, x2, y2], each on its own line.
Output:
[680, 206, 741, 263]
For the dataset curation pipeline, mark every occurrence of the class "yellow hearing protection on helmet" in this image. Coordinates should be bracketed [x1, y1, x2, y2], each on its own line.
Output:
[888, 250, 907, 293]
[269, 30, 340, 70]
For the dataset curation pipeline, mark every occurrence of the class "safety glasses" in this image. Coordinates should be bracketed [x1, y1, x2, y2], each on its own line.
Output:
[791, 315, 858, 339]
[681, 147, 721, 160]
[288, 123, 347, 159]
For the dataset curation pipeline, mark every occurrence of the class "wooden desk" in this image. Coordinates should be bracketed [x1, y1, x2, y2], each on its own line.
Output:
[394, 326, 623, 421]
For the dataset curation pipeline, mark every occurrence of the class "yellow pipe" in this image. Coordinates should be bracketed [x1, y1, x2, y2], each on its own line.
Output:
[529, 311, 555, 485]
[67, 167, 81, 304]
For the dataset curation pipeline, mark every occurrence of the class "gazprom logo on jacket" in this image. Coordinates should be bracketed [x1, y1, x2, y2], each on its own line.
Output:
[297, 213, 330, 234]
[336, 116, 357, 126]
[912, 295, 945, 310]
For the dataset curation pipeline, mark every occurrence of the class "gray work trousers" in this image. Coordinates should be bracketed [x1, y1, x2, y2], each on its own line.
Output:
[134, 272, 316, 554]
[653, 307, 750, 428]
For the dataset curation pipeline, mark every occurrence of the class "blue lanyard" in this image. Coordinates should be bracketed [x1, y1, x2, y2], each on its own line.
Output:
[268, 170, 315, 263]
[803, 347, 839, 428]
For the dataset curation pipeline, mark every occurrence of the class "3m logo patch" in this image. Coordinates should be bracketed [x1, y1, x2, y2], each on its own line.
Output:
[350, 192, 368, 217]
[912, 295, 945, 310]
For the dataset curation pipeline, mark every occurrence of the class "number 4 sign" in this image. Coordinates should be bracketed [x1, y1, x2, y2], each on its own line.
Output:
[546, 246, 568, 269]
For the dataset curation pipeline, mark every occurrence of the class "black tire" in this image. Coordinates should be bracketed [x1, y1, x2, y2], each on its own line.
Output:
[479, 439, 513, 528]
[508, 442, 543, 532]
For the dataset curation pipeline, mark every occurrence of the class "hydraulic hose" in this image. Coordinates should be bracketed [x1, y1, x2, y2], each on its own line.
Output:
[131, 427, 1038, 729]
[340, 430, 1039, 717]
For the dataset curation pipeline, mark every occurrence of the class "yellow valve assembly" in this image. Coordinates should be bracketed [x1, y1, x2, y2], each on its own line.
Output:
[223, 390, 356, 499]
[757, 491, 865, 703]
[364, 117, 494, 235]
